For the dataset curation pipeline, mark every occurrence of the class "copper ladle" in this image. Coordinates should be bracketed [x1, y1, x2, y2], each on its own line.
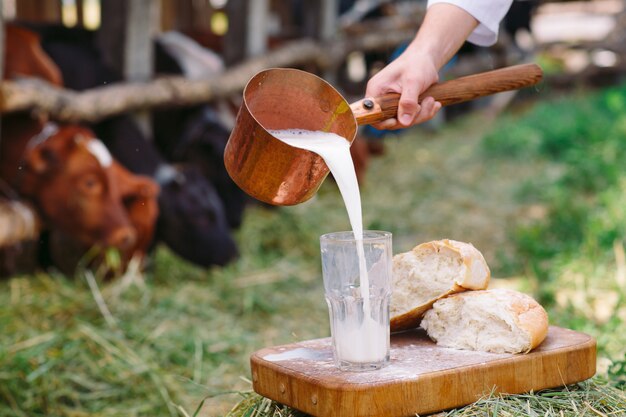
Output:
[224, 63, 543, 206]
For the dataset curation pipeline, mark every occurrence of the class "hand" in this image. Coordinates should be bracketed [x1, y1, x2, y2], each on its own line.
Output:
[364, 2, 480, 131]
[365, 50, 442, 130]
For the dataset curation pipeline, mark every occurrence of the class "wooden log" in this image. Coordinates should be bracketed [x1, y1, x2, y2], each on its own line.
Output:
[0, 199, 40, 248]
[0, 26, 419, 123]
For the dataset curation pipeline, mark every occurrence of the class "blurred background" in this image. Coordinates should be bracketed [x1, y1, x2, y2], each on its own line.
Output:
[0, 0, 625, 416]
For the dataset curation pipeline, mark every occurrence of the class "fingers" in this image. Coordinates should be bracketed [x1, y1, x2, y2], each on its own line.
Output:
[397, 74, 420, 127]
[364, 56, 441, 129]
[412, 97, 442, 125]
[372, 97, 442, 130]
[371, 118, 399, 130]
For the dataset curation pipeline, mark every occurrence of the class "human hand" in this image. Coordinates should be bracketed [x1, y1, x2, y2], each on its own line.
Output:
[365, 49, 442, 130]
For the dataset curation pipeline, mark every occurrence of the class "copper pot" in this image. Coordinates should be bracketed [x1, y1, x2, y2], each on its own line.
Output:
[224, 64, 542, 205]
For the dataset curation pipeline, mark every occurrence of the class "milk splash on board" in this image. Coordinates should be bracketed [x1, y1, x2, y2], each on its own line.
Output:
[271, 129, 387, 364]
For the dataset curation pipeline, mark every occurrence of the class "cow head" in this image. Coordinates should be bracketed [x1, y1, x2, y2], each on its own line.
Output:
[175, 107, 247, 229]
[155, 164, 238, 267]
[19, 124, 159, 255]
[112, 162, 160, 260]
[45, 161, 160, 277]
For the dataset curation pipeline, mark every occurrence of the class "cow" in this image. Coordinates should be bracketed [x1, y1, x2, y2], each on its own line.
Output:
[93, 116, 238, 266]
[28, 24, 241, 266]
[1, 118, 160, 272]
[1, 24, 160, 276]
[153, 32, 248, 228]
[156, 104, 247, 228]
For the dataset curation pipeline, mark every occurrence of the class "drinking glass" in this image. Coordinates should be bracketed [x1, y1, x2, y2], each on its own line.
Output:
[320, 230, 392, 371]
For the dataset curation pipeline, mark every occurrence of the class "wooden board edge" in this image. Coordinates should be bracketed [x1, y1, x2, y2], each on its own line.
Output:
[411, 336, 598, 416]
[250, 330, 597, 417]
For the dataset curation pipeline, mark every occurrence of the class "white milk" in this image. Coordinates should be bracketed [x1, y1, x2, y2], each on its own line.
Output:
[271, 129, 387, 364]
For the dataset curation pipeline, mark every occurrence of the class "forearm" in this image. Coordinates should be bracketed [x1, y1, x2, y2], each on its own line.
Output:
[405, 3, 479, 71]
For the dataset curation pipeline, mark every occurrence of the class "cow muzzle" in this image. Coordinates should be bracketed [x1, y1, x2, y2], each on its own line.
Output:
[106, 226, 137, 251]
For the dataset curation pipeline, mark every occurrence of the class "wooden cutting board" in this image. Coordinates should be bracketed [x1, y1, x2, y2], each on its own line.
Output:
[250, 326, 596, 417]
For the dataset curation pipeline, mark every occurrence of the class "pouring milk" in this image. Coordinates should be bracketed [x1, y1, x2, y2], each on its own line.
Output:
[270, 129, 387, 363]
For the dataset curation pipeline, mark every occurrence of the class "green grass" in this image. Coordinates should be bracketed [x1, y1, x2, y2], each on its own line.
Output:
[2, 84, 626, 416]
[226, 380, 626, 417]
[482, 84, 626, 358]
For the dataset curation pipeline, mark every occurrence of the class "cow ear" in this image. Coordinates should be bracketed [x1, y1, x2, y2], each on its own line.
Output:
[28, 146, 58, 173]
[19, 146, 57, 196]
[73, 132, 88, 143]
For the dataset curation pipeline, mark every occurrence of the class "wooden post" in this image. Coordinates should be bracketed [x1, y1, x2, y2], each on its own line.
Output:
[320, 0, 339, 41]
[176, 0, 194, 31]
[300, 0, 322, 39]
[16, 0, 62, 22]
[0, 0, 4, 81]
[98, 0, 127, 75]
[124, 0, 160, 135]
[124, 0, 159, 82]
[99, 0, 160, 80]
[299, 0, 339, 80]
[0, 1, 4, 146]
[224, 0, 269, 65]
[320, 0, 339, 83]
[99, 0, 159, 134]
[224, 0, 249, 65]
[247, 0, 268, 57]
[76, 0, 84, 27]
[298, 0, 339, 41]
[160, 0, 178, 31]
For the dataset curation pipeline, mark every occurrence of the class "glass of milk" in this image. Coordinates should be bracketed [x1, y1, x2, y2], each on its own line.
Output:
[320, 230, 392, 371]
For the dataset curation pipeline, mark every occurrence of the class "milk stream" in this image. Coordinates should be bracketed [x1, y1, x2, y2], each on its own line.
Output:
[271, 129, 386, 363]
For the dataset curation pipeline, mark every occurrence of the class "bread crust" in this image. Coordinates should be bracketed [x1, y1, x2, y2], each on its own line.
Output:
[390, 288, 460, 332]
[508, 290, 549, 352]
[390, 239, 490, 332]
[423, 289, 549, 353]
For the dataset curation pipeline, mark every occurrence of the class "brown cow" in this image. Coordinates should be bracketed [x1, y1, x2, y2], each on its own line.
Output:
[17, 124, 156, 250]
[1, 24, 160, 275]
[1, 119, 159, 270]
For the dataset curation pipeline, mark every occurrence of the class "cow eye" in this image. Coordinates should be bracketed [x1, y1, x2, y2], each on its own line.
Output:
[80, 175, 103, 194]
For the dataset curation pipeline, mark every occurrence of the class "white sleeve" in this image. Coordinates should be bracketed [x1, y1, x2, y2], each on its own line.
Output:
[426, 0, 514, 46]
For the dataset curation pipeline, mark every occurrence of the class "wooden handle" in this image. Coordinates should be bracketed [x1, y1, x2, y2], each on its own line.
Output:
[351, 63, 543, 125]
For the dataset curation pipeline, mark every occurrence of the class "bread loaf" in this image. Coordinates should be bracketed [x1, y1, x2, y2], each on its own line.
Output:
[390, 239, 490, 332]
[421, 288, 549, 353]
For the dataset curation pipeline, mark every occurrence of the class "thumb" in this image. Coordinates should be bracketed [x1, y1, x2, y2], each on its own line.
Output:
[397, 77, 420, 126]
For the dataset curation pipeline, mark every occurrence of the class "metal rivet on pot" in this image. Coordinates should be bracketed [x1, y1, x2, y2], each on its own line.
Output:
[363, 99, 374, 110]
[279, 383, 286, 394]
[311, 394, 318, 405]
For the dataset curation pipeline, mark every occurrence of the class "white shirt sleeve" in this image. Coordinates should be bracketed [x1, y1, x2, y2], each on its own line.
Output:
[427, 0, 514, 46]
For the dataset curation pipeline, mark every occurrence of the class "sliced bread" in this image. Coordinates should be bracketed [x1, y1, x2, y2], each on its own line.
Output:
[421, 288, 549, 353]
[390, 239, 490, 332]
